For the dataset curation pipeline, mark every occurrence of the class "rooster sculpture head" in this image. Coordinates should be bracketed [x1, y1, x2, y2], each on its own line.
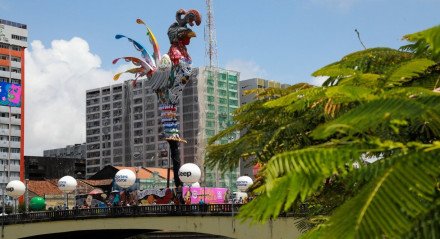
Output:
[167, 9, 201, 45]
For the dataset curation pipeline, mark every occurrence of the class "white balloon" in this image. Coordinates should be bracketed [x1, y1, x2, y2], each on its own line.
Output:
[5, 180, 25, 198]
[236, 176, 253, 192]
[178, 163, 201, 184]
[114, 169, 136, 188]
[58, 176, 77, 193]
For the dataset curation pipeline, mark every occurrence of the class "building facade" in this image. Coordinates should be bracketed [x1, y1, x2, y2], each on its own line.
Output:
[24, 156, 86, 180]
[182, 67, 240, 189]
[85, 80, 175, 178]
[0, 19, 27, 200]
[43, 143, 86, 159]
[85, 67, 240, 189]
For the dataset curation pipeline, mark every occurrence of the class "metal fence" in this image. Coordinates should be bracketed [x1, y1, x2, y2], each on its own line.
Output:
[1, 204, 243, 225]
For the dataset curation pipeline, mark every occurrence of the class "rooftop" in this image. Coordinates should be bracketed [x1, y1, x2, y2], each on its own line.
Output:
[0, 19, 27, 29]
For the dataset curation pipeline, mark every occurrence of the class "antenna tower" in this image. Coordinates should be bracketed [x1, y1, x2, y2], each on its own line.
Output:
[205, 0, 218, 69]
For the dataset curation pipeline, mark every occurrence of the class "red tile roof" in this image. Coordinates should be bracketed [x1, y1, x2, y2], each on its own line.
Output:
[28, 179, 105, 196]
[114, 166, 154, 179]
[28, 180, 63, 196]
[144, 167, 174, 179]
[80, 179, 113, 187]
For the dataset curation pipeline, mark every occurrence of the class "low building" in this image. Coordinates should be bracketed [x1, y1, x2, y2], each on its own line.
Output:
[43, 143, 86, 159]
[89, 165, 174, 189]
[24, 156, 85, 180]
[27, 179, 109, 209]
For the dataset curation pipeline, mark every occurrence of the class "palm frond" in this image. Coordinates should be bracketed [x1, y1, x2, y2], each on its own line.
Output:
[403, 25, 440, 61]
[301, 150, 440, 239]
[238, 147, 361, 221]
[312, 96, 440, 139]
[385, 58, 436, 87]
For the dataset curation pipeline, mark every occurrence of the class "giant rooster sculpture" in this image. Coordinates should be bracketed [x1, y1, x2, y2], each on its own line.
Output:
[113, 9, 201, 190]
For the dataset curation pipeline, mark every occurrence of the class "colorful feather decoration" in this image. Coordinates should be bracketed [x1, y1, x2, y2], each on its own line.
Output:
[136, 18, 161, 65]
[115, 34, 156, 68]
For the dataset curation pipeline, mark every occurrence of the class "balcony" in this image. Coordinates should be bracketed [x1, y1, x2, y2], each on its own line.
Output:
[10, 153, 20, 160]
[0, 152, 8, 159]
[11, 117, 21, 125]
[11, 129, 21, 136]
[10, 61, 21, 68]
[9, 164, 20, 172]
[10, 72, 21, 79]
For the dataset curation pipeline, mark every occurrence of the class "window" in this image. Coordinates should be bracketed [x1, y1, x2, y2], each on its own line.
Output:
[11, 68, 21, 73]
[10, 136, 20, 141]
[134, 122, 142, 128]
[134, 138, 143, 144]
[0, 113, 9, 118]
[134, 98, 142, 104]
[11, 79, 20, 84]
[113, 148, 122, 155]
[113, 140, 122, 147]
[0, 148, 8, 153]
[11, 34, 27, 41]
[10, 148, 20, 153]
[11, 46, 21, 51]
[11, 125, 20, 130]
[113, 94, 122, 101]
[10, 57, 21, 62]
[114, 132, 122, 139]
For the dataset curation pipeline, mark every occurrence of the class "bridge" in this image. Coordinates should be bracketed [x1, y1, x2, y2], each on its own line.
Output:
[1, 204, 302, 239]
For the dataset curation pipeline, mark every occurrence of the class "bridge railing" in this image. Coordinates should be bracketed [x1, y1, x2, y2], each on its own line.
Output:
[0, 204, 243, 225]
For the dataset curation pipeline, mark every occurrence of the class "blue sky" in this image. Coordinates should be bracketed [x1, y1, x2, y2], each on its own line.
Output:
[3, 0, 440, 83]
[1, 0, 439, 154]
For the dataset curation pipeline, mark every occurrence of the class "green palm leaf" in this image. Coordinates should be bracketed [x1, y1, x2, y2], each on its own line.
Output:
[301, 150, 440, 239]
[238, 147, 361, 221]
[385, 58, 436, 87]
[402, 25, 440, 61]
[312, 96, 440, 139]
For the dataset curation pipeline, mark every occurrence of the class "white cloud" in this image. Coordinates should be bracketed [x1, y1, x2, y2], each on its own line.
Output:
[225, 59, 267, 81]
[25, 37, 118, 156]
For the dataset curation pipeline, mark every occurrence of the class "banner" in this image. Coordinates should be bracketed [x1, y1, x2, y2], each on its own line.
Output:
[0, 82, 21, 107]
[182, 187, 229, 204]
[137, 188, 168, 199]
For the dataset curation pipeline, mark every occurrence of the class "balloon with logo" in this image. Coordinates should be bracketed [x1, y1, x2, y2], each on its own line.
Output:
[114, 169, 136, 188]
[236, 176, 253, 192]
[178, 163, 201, 184]
[58, 176, 77, 193]
[5, 180, 25, 198]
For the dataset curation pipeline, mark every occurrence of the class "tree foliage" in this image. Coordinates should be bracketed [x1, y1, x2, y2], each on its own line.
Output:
[205, 25, 440, 238]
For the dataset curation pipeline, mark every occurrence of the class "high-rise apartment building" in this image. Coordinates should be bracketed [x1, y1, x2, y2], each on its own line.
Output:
[85, 67, 240, 188]
[0, 19, 27, 200]
[239, 78, 290, 178]
[85, 80, 177, 178]
[182, 67, 240, 188]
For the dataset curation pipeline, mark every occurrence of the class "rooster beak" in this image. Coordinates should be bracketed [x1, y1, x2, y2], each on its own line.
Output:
[187, 31, 196, 38]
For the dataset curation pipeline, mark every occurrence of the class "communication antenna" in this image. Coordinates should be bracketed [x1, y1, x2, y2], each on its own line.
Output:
[205, 0, 218, 69]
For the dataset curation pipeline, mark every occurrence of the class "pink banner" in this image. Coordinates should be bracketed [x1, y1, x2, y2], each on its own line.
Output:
[182, 186, 229, 204]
